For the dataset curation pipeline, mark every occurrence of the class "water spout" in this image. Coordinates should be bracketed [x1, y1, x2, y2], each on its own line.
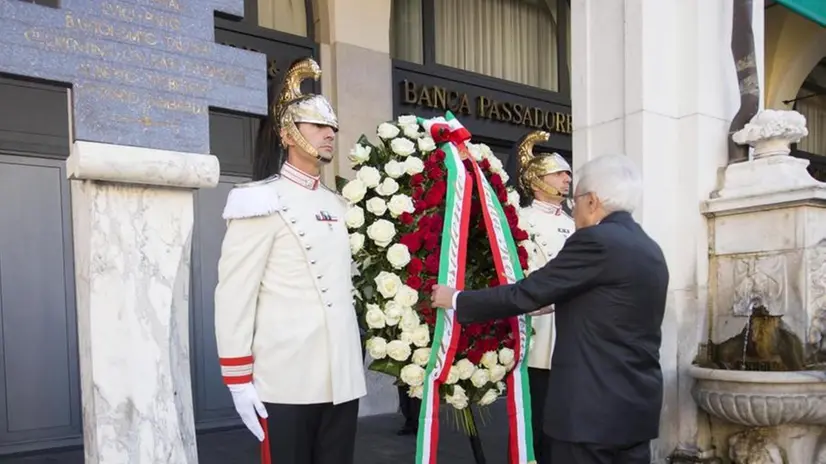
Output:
[741, 296, 763, 370]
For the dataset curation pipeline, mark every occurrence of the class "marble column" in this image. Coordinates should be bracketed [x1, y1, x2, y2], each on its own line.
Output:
[68, 140, 219, 463]
[317, 0, 398, 417]
[570, 0, 763, 460]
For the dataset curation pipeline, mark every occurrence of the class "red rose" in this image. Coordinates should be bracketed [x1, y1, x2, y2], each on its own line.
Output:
[410, 174, 425, 186]
[466, 348, 484, 364]
[465, 324, 484, 337]
[407, 257, 424, 275]
[414, 200, 428, 212]
[457, 335, 470, 353]
[504, 205, 519, 228]
[423, 233, 440, 252]
[425, 183, 446, 207]
[424, 254, 440, 274]
[399, 212, 414, 225]
[480, 159, 491, 171]
[400, 232, 422, 253]
[423, 278, 437, 290]
[427, 213, 444, 233]
[513, 227, 529, 242]
[406, 274, 423, 290]
[426, 165, 445, 181]
[490, 174, 503, 189]
[433, 149, 446, 162]
[412, 187, 425, 200]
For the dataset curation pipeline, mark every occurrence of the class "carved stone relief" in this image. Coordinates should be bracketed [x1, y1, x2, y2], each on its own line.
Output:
[730, 254, 786, 316]
[807, 242, 826, 350]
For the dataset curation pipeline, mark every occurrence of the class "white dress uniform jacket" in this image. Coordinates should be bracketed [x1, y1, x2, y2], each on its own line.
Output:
[520, 200, 575, 370]
[214, 162, 367, 405]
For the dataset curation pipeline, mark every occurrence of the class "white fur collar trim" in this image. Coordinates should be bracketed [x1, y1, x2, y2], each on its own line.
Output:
[222, 176, 281, 220]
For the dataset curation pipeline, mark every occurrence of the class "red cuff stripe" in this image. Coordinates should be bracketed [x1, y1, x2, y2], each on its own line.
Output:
[219, 356, 254, 366]
[223, 374, 254, 385]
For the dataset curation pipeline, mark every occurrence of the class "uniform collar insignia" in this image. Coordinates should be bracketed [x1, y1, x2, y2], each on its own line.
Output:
[533, 200, 563, 215]
[282, 162, 320, 190]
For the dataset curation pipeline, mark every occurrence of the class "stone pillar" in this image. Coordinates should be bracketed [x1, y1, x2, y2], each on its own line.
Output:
[318, 0, 398, 416]
[68, 141, 219, 463]
[571, 0, 763, 460]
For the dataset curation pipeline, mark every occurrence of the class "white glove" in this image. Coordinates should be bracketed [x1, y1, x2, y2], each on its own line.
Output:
[228, 383, 268, 442]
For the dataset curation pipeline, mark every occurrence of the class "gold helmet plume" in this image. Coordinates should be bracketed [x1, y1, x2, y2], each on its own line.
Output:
[517, 130, 571, 200]
[275, 57, 338, 163]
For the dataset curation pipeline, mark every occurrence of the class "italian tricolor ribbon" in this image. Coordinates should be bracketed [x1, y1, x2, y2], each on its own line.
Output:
[415, 112, 535, 464]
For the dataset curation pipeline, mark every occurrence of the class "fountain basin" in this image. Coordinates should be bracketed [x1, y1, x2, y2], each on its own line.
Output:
[689, 366, 826, 427]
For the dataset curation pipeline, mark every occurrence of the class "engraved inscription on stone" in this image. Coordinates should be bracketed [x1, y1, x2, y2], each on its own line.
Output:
[0, 0, 268, 154]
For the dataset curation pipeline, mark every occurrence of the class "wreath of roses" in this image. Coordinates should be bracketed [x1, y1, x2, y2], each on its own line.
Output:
[340, 115, 532, 409]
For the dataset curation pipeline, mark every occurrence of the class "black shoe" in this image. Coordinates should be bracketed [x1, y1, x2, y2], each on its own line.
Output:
[396, 423, 418, 436]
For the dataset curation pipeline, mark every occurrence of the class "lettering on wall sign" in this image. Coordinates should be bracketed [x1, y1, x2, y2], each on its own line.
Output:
[401, 79, 572, 135]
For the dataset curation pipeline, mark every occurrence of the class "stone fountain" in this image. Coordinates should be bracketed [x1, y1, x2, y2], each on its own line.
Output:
[691, 109, 826, 463]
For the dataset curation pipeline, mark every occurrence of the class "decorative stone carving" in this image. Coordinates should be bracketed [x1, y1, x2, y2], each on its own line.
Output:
[731, 255, 785, 316]
[732, 109, 809, 158]
[728, 429, 786, 464]
[689, 367, 826, 427]
[808, 242, 826, 350]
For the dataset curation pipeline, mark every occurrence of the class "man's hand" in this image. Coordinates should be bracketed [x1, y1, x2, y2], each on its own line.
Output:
[228, 383, 268, 442]
[431, 284, 458, 309]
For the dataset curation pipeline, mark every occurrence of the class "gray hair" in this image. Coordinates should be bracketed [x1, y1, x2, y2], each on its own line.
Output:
[574, 154, 642, 214]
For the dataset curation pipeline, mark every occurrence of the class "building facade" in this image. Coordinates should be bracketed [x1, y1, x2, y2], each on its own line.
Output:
[0, 0, 823, 459]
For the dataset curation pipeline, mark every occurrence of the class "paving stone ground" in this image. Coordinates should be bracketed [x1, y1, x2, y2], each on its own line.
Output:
[0, 401, 509, 464]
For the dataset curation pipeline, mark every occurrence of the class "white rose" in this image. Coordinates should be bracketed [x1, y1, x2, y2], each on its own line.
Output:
[497, 381, 507, 395]
[341, 179, 367, 203]
[390, 137, 416, 157]
[344, 206, 365, 229]
[479, 143, 495, 160]
[399, 309, 421, 333]
[394, 285, 419, 307]
[445, 366, 460, 385]
[356, 166, 381, 188]
[498, 348, 515, 367]
[348, 144, 371, 165]
[400, 363, 426, 387]
[470, 368, 491, 388]
[455, 358, 476, 380]
[399, 331, 413, 345]
[366, 337, 387, 359]
[488, 155, 504, 173]
[387, 194, 415, 218]
[446, 385, 469, 410]
[386, 243, 411, 269]
[411, 325, 430, 348]
[480, 351, 499, 370]
[386, 339, 412, 362]
[374, 271, 403, 298]
[378, 122, 400, 139]
[397, 115, 418, 126]
[366, 197, 387, 216]
[383, 301, 404, 326]
[375, 177, 400, 197]
[349, 233, 365, 254]
[478, 388, 499, 406]
[489, 364, 507, 383]
[507, 189, 521, 207]
[417, 136, 436, 153]
[384, 160, 406, 179]
[401, 124, 421, 139]
[499, 170, 510, 183]
[467, 143, 484, 161]
[412, 347, 431, 367]
[408, 385, 424, 399]
[366, 219, 396, 247]
[365, 306, 386, 329]
[404, 156, 425, 175]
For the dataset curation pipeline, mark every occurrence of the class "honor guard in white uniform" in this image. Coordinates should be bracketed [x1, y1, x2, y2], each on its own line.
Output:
[214, 58, 366, 464]
[516, 131, 575, 464]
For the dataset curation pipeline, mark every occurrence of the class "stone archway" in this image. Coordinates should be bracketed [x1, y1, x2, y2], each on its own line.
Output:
[764, 7, 826, 109]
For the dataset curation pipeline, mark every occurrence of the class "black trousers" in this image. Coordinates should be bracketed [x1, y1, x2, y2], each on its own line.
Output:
[262, 399, 359, 464]
[528, 367, 550, 464]
[547, 438, 651, 464]
[398, 386, 421, 426]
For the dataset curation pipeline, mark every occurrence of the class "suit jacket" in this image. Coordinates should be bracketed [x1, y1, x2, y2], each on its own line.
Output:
[456, 211, 668, 445]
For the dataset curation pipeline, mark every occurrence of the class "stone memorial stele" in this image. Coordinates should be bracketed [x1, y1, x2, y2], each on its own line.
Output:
[0, 0, 268, 154]
[1, 1, 269, 463]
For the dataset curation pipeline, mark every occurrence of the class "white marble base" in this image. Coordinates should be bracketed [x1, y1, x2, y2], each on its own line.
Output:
[70, 141, 202, 463]
[709, 155, 825, 206]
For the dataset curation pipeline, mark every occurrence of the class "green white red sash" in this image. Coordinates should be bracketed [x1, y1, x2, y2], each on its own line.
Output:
[415, 112, 535, 464]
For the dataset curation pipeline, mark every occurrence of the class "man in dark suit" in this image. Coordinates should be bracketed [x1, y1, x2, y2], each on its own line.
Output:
[431, 154, 668, 464]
